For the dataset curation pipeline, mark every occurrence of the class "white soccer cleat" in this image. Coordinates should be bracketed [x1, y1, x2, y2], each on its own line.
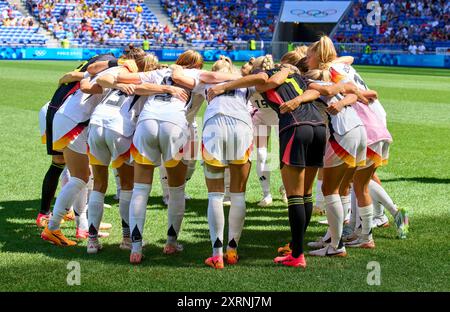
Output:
[103, 203, 112, 209]
[372, 214, 389, 228]
[257, 195, 273, 207]
[87, 239, 102, 254]
[345, 234, 375, 249]
[343, 226, 361, 242]
[307, 237, 331, 249]
[309, 244, 347, 257]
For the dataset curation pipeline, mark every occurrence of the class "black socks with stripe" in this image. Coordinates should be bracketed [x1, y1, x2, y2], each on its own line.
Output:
[40, 162, 64, 215]
[288, 196, 306, 258]
[303, 194, 313, 233]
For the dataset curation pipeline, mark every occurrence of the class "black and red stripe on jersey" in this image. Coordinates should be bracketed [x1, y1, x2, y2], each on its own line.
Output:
[261, 68, 327, 134]
[45, 53, 117, 155]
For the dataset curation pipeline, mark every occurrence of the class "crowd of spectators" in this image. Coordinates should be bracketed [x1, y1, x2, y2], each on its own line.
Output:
[26, 0, 181, 46]
[1, 2, 35, 27]
[334, 0, 449, 51]
[161, 0, 276, 44]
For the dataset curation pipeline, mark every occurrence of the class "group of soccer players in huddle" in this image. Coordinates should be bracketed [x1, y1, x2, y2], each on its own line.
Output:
[36, 36, 409, 269]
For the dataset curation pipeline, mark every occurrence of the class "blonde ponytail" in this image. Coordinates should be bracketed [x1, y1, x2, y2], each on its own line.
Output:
[308, 36, 337, 67]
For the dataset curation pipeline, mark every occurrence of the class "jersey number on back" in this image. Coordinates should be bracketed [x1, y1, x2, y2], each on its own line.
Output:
[154, 76, 174, 102]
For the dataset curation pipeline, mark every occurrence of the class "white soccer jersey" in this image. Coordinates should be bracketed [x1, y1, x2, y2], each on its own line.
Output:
[58, 67, 120, 124]
[314, 80, 363, 135]
[249, 91, 279, 126]
[330, 62, 387, 125]
[90, 89, 146, 137]
[196, 82, 254, 127]
[138, 68, 201, 127]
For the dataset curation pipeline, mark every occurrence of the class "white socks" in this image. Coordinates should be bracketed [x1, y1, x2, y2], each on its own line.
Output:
[228, 192, 246, 249]
[159, 166, 169, 199]
[324, 194, 343, 249]
[48, 176, 86, 231]
[315, 179, 324, 210]
[167, 184, 186, 245]
[129, 183, 151, 253]
[60, 167, 70, 187]
[358, 204, 374, 236]
[369, 180, 398, 217]
[341, 195, 351, 223]
[87, 191, 105, 239]
[256, 147, 271, 197]
[207, 192, 225, 256]
[73, 184, 88, 231]
[119, 190, 132, 238]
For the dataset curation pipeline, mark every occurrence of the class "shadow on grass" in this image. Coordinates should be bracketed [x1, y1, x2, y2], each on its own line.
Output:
[2, 193, 434, 269]
[382, 177, 450, 184]
[0, 195, 331, 268]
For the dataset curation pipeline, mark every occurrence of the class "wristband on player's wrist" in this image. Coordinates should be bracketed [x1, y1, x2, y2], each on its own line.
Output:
[108, 59, 119, 68]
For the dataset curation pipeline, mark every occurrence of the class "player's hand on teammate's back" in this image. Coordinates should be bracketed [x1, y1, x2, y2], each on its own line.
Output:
[280, 99, 300, 114]
[169, 86, 189, 102]
[326, 102, 343, 115]
[117, 83, 136, 95]
[207, 85, 225, 102]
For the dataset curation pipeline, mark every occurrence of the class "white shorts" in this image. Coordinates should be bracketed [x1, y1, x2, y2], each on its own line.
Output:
[324, 126, 367, 168]
[52, 113, 88, 154]
[359, 140, 390, 169]
[202, 114, 253, 167]
[131, 119, 189, 168]
[39, 102, 49, 144]
[87, 125, 132, 168]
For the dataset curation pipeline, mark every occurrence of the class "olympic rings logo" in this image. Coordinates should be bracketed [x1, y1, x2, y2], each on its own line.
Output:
[290, 9, 338, 17]
[35, 50, 47, 57]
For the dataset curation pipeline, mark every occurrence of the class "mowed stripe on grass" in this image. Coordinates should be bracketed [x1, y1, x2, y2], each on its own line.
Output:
[0, 61, 449, 291]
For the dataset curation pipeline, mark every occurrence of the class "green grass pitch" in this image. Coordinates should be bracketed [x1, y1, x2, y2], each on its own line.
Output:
[0, 61, 449, 291]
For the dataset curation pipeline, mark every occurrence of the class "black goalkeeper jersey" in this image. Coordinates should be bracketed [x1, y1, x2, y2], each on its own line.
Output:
[48, 53, 117, 110]
[261, 68, 327, 133]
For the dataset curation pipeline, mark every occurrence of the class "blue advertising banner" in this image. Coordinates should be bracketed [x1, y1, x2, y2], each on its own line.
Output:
[0, 47, 161, 60]
[342, 52, 450, 68]
[162, 49, 265, 62]
[1, 47, 448, 68]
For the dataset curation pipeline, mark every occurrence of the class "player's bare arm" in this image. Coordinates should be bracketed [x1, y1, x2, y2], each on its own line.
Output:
[326, 94, 358, 115]
[279, 89, 321, 114]
[80, 78, 103, 94]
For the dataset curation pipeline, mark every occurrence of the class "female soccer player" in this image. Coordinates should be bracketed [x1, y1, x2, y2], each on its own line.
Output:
[186, 56, 254, 269]
[40, 50, 145, 246]
[304, 69, 368, 257]
[115, 50, 203, 264]
[208, 64, 323, 268]
[244, 55, 281, 206]
[85, 53, 163, 254]
[36, 58, 109, 228]
[307, 36, 408, 246]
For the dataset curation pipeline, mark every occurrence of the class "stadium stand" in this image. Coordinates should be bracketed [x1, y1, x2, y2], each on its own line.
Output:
[161, 0, 282, 47]
[333, 0, 449, 52]
[0, 0, 46, 45]
[25, 0, 182, 47]
[0, 0, 448, 52]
